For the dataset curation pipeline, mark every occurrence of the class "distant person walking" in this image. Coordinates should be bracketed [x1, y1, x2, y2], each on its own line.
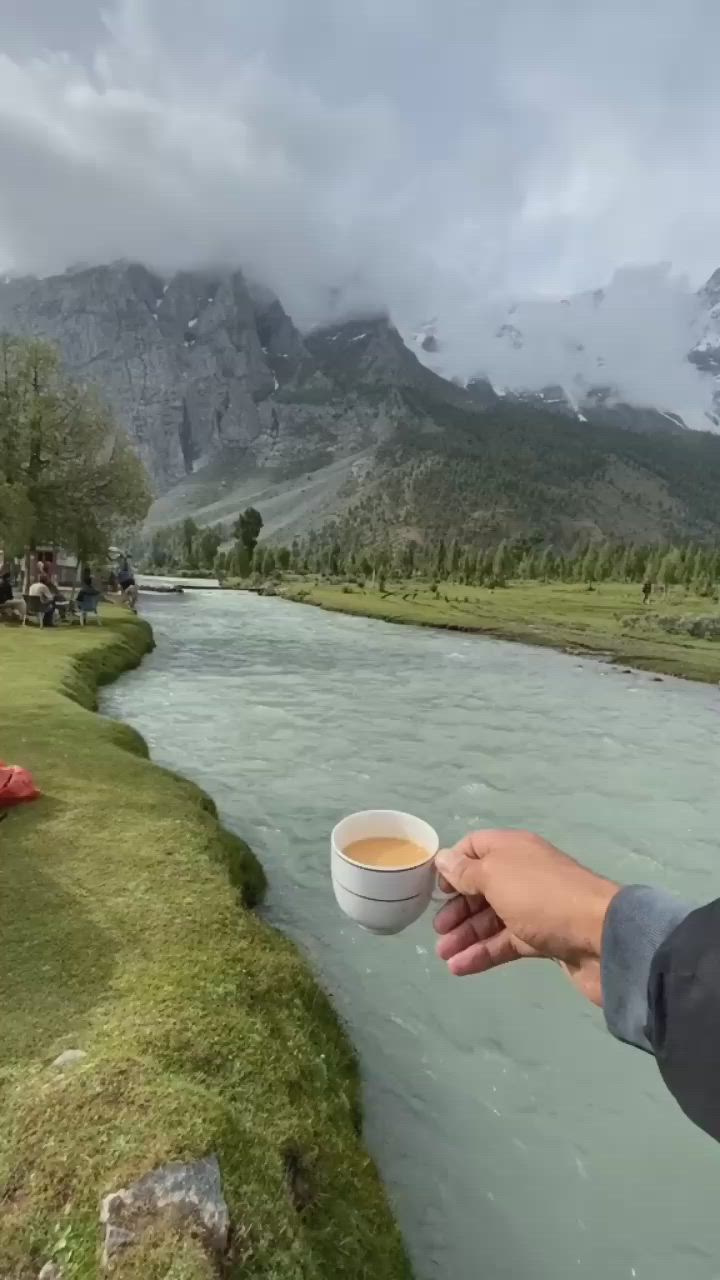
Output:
[642, 580, 652, 605]
[117, 561, 138, 613]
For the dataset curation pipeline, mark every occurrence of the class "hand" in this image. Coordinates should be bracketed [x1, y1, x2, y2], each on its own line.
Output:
[434, 830, 619, 1006]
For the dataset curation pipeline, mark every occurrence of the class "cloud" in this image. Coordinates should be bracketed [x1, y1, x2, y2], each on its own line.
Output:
[0, 0, 719, 417]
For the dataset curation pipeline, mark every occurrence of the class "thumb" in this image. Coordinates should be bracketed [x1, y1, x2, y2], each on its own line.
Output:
[435, 846, 486, 897]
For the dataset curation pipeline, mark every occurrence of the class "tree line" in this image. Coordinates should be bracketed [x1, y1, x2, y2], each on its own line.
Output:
[145, 508, 720, 595]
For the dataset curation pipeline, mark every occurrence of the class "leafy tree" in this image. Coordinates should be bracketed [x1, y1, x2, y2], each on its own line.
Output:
[232, 544, 252, 578]
[0, 335, 150, 572]
[234, 507, 263, 558]
[197, 526, 222, 570]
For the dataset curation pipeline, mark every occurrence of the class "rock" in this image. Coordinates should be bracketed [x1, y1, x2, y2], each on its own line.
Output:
[652, 676, 664, 682]
[51, 1049, 87, 1070]
[38, 1263, 63, 1280]
[102, 1225, 135, 1267]
[100, 1155, 229, 1267]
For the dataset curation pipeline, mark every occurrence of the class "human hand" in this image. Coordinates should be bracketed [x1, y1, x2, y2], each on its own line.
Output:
[433, 830, 619, 1006]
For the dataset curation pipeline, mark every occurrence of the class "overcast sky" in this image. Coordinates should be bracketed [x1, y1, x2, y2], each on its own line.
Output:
[1, 0, 719, 358]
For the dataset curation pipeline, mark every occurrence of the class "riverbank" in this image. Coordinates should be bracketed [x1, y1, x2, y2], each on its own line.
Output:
[0, 614, 410, 1279]
[280, 579, 720, 684]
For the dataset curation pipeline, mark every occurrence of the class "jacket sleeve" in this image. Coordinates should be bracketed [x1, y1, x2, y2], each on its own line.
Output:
[601, 885, 691, 1052]
[647, 900, 720, 1142]
[602, 886, 720, 1143]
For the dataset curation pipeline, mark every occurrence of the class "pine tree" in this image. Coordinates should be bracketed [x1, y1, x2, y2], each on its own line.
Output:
[581, 546, 598, 583]
[435, 540, 447, 580]
[595, 542, 614, 582]
[658, 547, 682, 591]
[539, 547, 555, 581]
[492, 540, 511, 581]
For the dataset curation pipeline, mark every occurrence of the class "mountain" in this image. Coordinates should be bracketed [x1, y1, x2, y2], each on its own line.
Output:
[2, 261, 720, 548]
[414, 265, 720, 435]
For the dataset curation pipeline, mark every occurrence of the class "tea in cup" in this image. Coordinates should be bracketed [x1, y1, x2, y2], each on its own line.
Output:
[331, 809, 439, 934]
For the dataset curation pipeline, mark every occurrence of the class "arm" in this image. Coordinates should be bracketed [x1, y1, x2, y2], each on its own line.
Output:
[434, 832, 717, 1143]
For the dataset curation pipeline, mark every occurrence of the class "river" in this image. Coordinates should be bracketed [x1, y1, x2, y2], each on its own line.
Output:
[104, 590, 720, 1280]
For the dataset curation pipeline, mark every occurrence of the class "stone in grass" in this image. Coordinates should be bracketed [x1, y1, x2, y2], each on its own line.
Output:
[100, 1155, 229, 1268]
[38, 1264, 63, 1280]
[51, 1049, 87, 1070]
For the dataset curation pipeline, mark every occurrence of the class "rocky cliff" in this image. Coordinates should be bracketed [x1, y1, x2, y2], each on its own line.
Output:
[2, 261, 720, 547]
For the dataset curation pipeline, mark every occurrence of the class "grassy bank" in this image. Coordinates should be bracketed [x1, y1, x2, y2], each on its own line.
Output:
[0, 613, 410, 1279]
[280, 579, 720, 684]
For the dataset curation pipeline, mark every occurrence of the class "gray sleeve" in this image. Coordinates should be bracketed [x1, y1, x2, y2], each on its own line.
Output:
[601, 884, 693, 1053]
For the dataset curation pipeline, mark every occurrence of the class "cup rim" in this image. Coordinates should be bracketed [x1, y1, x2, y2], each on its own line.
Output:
[331, 809, 439, 874]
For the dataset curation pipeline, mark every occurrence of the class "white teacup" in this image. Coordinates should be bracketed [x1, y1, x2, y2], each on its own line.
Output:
[331, 809, 439, 935]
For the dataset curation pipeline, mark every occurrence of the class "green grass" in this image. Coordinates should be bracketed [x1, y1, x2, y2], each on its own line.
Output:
[281, 579, 720, 684]
[0, 612, 410, 1280]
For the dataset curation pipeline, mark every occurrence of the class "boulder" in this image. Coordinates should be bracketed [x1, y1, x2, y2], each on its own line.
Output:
[100, 1155, 229, 1268]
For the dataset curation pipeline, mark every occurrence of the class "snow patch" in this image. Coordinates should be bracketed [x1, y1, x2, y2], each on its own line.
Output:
[273, 376, 279, 391]
[350, 332, 368, 342]
[188, 317, 198, 328]
[162, 283, 168, 294]
[154, 297, 162, 308]
[577, 412, 588, 422]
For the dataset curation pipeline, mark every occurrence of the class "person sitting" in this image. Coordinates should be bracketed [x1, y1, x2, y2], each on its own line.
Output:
[76, 572, 102, 626]
[28, 573, 57, 627]
[0, 569, 26, 624]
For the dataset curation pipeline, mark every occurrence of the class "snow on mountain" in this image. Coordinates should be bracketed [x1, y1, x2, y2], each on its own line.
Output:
[407, 263, 720, 432]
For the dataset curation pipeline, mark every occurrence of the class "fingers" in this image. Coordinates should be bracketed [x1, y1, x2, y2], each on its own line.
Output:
[435, 906, 499, 961]
[435, 846, 486, 898]
[433, 891, 486, 936]
[445, 929, 520, 977]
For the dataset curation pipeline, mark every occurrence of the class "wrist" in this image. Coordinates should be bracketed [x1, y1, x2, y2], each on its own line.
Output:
[583, 877, 620, 959]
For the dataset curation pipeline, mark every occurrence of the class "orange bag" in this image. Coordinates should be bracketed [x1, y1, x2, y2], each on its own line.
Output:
[0, 761, 41, 807]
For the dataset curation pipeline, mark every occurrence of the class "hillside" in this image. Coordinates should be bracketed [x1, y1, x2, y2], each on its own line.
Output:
[2, 262, 720, 546]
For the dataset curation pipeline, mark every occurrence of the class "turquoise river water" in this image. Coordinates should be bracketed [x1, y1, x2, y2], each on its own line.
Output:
[104, 590, 720, 1280]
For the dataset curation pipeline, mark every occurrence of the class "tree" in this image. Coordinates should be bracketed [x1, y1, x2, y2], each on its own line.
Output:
[492, 540, 511, 581]
[180, 518, 198, 562]
[0, 335, 150, 575]
[539, 547, 555, 581]
[234, 507, 263, 558]
[581, 546, 598, 584]
[232, 544, 252, 578]
[658, 547, 683, 591]
[594, 542, 614, 582]
[434, 539, 447, 580]
[197, 526, 222, 570]
[277, 545, 291, 571]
